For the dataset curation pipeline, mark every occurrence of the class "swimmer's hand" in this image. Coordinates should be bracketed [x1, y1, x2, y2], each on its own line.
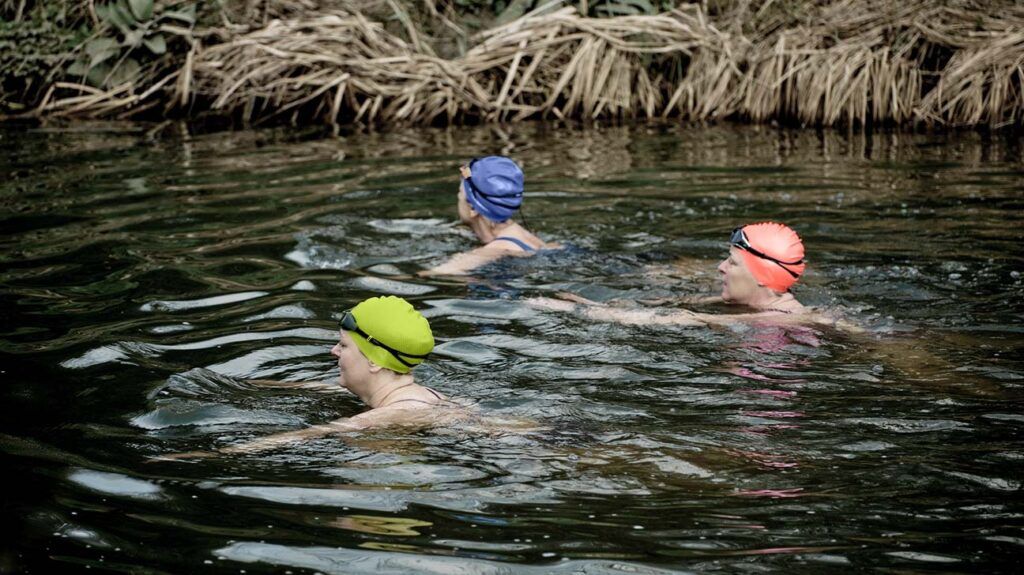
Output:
[524, 296, 578, 312]
[554, 292, 604, 306]
[147, 450, 217, 463]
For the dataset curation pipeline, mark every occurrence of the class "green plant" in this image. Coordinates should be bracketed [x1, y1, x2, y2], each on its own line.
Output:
[68, 0, 196, 88]
[0, 2, 84, 111]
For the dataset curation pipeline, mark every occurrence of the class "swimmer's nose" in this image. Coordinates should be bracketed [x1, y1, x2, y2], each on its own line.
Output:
[330, 343, 341, 357]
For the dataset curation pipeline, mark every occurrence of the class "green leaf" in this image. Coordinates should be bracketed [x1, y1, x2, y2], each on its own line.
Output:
[85, 62, 111, 87]
[67, 60, 88, 75]
[85, 37, 120, 67]
[124, 28, 144, 48]
[89, 48, 118, 68]
[128, 0, 154, 21]
[105, 2, 137, 35]
[95, 3, 111, 25]
[85, 36, 119, 57]
[161, 4, 197, 26]
[106, 57, 141, 87]
[495, 0, 532, 26]
[142, 33, 166, 54]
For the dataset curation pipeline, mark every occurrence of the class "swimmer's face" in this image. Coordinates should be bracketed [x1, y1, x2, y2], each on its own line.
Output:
[718, 247, 761, 304]
[330, 330, 375, 390]
[457, 182, 475, 224]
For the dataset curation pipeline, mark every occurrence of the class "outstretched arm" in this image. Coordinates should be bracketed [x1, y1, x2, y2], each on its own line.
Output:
[526, 296, 864, 329]
[526, 297, 705, 326]
[150, 418, 370, 461]
[582, 304, 707, 326]
[246, 379, 344, 393]
[557, 290, 723, 308]
[218, 419, 367, 455]
[149, 405, 443, 461]
[419, 245, 516, 276]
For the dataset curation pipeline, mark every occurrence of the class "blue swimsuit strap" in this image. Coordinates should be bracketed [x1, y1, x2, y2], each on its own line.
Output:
[492, 236, 537, 252]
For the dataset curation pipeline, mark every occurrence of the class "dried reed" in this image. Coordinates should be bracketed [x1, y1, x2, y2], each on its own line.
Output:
[15, 0, 1024, 128]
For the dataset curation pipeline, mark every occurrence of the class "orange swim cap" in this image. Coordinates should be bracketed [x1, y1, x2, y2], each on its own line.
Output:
[732, 222, 806, 292]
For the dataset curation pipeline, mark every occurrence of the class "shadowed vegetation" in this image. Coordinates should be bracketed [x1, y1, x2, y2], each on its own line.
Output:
[1, 0, 1021, 128]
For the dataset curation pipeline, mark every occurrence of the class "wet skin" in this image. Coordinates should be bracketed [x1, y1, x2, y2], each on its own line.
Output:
[331, 330, 375, 394]
[718, 246, 763, 304]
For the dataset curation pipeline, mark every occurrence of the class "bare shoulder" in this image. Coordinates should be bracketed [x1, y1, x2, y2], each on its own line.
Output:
[487, 232, 549, 253]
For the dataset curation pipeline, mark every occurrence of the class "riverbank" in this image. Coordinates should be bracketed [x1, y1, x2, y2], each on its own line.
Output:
[2, 1, 1021, 129]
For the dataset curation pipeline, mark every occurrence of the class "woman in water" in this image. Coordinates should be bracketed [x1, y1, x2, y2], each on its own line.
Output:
[531, 222, 852, 329]
[155, 296, 464, 459]
[420, 156, 555, 276]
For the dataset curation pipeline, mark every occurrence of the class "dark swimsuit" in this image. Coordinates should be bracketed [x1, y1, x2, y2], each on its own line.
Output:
[491, 236, 538, 253]
[388, 386, 448, 407]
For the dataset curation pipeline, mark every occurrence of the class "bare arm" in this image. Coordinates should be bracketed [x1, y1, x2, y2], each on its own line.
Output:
[419, 245, 516, 276]
[676, 295, 724, 305]
[220, 402, 470, 455]
[150, 404, 453, 461]
[246, 379, 344, 393]
[557, 290, 721, 308]
[565, 285, 862, 331]
[582, 304, 706, 326]
[527, 296, 865, 330]
[218, 419, 367, 455]
[150, 418, 368, 461]
[526, 297, 705, 327]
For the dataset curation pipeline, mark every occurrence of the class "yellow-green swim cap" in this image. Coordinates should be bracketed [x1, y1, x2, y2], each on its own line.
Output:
[343, 296, 434, 374]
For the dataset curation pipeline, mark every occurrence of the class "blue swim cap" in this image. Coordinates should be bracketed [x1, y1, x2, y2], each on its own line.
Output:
[462, 156, 524, 223]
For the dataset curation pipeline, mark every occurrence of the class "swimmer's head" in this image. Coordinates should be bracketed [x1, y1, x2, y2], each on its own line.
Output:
[338, 296, 434, 374]
[459, 156, 524, 223]
[726, 222, 806, 294]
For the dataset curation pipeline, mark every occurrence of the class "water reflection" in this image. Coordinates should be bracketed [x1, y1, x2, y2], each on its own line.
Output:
[1, 122, 1022, 573]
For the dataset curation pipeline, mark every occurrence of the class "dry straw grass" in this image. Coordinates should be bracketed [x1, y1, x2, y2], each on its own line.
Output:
[18, 0, 1024, 128]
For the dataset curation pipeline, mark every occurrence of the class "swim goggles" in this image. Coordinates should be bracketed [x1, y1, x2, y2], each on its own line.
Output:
[730, 226, 803, 278]
[339, 311, 429, 368]
[460, 158, 523, 207]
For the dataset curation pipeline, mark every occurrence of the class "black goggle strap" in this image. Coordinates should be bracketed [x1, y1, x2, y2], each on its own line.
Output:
[462, 157, 523, 209]
[340, 313, 430, 367]
[463, 177, 522, 207]
[730, 228, 803, 278]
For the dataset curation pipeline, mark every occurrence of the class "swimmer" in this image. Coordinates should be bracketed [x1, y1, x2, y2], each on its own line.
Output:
[531, 222, 855, 329]
[420, 156, 555, 276]
[153, 296, 466, 460]
[711, 221, 808, 313]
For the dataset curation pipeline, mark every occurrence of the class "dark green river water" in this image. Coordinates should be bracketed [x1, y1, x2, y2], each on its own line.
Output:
[1, 122, 1022, 573]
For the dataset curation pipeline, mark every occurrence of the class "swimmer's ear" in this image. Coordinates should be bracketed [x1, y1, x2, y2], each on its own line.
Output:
[458, 182, 480, 219]
[366, 360, 384, 374]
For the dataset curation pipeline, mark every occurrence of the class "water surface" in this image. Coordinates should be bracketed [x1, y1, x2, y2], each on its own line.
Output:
[2, 122, 1022, 573]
